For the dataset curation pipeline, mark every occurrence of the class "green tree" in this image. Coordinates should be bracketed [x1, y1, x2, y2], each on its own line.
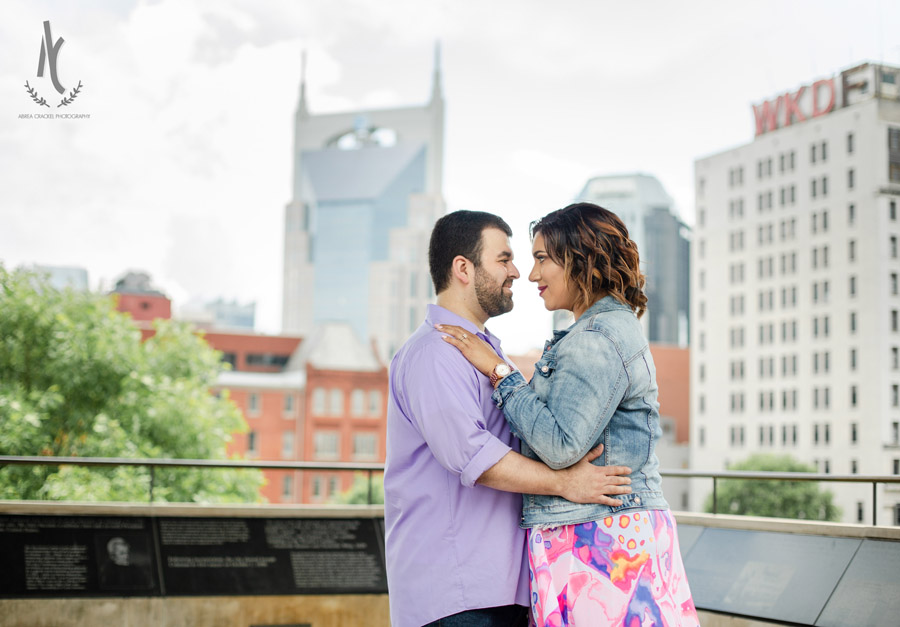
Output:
[335, 472, 384, 505]
[0, 265, 263, 503]
[704, 454, 841, 521]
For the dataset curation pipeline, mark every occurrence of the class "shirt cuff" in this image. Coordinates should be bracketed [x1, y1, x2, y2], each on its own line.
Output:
[460, 436, 512, 488]
[491, 370, 528, 408]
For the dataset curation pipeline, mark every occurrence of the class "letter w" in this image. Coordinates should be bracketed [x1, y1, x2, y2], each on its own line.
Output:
[753, 97, 781, 136]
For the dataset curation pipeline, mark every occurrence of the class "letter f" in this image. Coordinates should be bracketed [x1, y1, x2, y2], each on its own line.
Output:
[37, 20, 65, 94]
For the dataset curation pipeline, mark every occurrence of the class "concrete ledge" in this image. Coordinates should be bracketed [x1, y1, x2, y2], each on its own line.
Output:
[0, 500, 385, 518]
[672, 510, 900, 540]
[0, 594, 390, 627]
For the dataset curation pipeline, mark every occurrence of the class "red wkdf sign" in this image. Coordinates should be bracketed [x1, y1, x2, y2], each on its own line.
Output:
[753, 79, 836, 136]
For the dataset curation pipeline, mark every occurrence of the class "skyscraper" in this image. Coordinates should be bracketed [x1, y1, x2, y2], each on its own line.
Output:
[692, 62, 900, 524]
[576, 173, 690, 345]
[282, 49, 445, 360]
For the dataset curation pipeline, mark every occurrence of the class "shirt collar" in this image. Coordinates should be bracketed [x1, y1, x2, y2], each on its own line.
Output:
[544, 295, 633, 352]
[425, 304, 502, 347]
[579, 294, 633, 319]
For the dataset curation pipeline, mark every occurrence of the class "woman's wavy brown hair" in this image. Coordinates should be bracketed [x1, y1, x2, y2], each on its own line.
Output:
[530, 202, 647, 318]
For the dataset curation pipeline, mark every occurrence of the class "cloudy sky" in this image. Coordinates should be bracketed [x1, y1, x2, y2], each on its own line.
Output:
[2, 0, 899, 352]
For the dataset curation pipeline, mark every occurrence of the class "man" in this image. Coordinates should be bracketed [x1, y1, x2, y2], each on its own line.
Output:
[385, 210, 632, 626]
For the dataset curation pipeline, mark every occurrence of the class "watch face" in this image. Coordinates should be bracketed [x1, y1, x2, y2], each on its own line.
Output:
[496, 364, 511, 376]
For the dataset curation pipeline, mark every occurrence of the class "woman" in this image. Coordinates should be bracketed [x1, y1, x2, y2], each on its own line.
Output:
[438, 203, 699, 626]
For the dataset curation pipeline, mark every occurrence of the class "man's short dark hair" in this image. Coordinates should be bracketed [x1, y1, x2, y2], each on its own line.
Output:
[428, 210, 512, 294]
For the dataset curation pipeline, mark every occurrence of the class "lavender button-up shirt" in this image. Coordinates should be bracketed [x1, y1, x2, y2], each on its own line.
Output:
[384, 305, 529, 627]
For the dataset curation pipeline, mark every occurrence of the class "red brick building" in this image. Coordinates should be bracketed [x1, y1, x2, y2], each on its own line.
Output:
[112, 277, 387, 505]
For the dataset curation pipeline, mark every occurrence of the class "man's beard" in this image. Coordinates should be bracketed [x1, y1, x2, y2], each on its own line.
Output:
[474, 266, 514, 318]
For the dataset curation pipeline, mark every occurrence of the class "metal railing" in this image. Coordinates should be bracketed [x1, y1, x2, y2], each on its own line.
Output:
[2, 456, 899, 524]
[662, 469, 900, 526]
[0, 455, 384, 505]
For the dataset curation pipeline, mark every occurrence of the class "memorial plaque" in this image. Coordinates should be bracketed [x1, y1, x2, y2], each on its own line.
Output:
[0, 515, 159, 597]
[816, 539, 900, 627]
[683, 528, 860, 625]
[157, 517, 388, 596]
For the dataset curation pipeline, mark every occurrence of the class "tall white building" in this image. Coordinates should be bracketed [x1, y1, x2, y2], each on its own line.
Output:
[282, 49, 445, 360]
[692, 62, 900, 525]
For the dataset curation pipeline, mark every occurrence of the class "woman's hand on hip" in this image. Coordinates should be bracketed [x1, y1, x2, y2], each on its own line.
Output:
[558, 444, 632, 506]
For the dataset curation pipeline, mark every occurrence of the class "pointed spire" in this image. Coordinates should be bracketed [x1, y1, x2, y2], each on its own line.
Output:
[430, 40, 443, 102]
[298, 48, 309, 115]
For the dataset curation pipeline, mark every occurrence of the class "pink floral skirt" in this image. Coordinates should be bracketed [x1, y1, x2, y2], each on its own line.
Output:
[527, 510, 699, 626]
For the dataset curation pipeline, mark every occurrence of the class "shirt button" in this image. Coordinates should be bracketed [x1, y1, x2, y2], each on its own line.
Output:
[541, 366, 549, 373]
[635, 497, 642, 505]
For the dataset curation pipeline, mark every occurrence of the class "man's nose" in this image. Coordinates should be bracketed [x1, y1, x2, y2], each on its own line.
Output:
[509, 262, 520, 279]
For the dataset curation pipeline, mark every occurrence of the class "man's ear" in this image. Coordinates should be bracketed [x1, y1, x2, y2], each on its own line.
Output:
[451, 255, 474, 286]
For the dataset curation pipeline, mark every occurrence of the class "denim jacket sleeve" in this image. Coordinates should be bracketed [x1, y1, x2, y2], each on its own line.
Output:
[491, 327, 628, 470]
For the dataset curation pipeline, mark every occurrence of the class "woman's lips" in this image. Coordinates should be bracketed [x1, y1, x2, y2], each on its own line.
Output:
[538, 286, 547, 296]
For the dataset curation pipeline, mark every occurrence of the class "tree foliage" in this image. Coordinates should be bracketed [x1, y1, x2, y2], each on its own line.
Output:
[704, 454, 841, 521]
[0, 265, 263, 503]
[335, 472, 384, 505]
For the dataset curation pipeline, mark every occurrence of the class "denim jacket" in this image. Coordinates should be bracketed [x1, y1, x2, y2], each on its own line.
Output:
[492, 295, 669, 528]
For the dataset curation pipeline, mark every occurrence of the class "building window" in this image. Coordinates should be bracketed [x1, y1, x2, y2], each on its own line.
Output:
[821, 141, 828, 162]
[368, 390, 382, 416]
[851, 312, 858, 334]
[848, 133, 854, 154]
[893, 346, 899, 370]
[246, 353, 290, 368]
[351, 389, 365, 416]
[857, 501, 864, 523]
[312, 388, 326, 415]
[893, 273, 899, 296]
[313, 431, 340, 460]
[822, 176, 828, 197]
[824, 459, 831, 474]
[283, 394, 295, 416]
[248, 392, 260, 416]
[282, 431, 294, 458]
[848, 168, 855, 190]
[851, 422, 858, 444]
[699, 427, 705, 447]
[247, 431, 258, 454]
[329, 388, 344, 415]
[849, 239, 856, 262]
[893, 237, 899, 259]
[282, 475, 293, 499]
[892, 200, 898, 221]
[851, 460, 858, 475]
[353, 433, 378, 460]
[849, 203, 855, 225]
[312, 476, 322, 498]
[810, 179, 817, 199]
[329, 475, 340, 496]
[849, 276, 857, 297]
[811, 144, 817, 164]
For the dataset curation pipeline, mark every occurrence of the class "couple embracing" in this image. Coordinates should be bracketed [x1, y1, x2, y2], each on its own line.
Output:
[384, 203, 699, 627]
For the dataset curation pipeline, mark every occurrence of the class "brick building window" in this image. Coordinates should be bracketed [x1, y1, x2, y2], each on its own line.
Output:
[314, 431, 340, 460]
[351, 389, 366, 416]
[312, 388, 326, 415]
[368, 390, 383, 416]
[353, 433, 378, 460]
